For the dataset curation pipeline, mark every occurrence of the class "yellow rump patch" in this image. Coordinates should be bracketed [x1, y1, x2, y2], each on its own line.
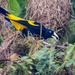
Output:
[6, 13, 25, 20]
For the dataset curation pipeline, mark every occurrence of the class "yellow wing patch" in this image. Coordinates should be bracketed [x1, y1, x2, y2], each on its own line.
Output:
[28, 20, 39, 26]
[10, 20, 27, 31]
[6, 13, 39, 29]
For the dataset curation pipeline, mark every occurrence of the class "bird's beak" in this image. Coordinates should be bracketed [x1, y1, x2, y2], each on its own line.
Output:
[52, 32, 59, 41]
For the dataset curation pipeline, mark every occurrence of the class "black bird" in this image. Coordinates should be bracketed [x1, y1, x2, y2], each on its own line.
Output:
[0, 7, 59, 40]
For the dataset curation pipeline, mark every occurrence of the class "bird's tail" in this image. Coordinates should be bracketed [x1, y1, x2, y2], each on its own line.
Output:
[0, 7, 10, 16]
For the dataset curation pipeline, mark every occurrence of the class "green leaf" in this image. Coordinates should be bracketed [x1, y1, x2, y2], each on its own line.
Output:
[32, 47, 48, 59]
[0, 64, 5, 68]
[16, 69, 20, 75]
[28, 71, 32, 74]
[0, 69, 2, 71]
[25, 59, 33, 64]
[54, 66, 61, 72]
[21, 56, 28, 60]
[17, 60, 21, 63]
[65, 59, 73, 67]
[29, 65, 33, 69]
[8, 0, 20, 16]
[73, 51, 75, 61]
[9, 65, 16, 70]
[22, 65, 28, 70]
[20, 56, 33, 64]
[42, 55, 48, 59]
[25, 0, 27, 3]
[56, 52, 65, 56]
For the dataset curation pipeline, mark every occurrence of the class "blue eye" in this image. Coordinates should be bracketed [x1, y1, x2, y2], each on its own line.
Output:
[49, 31, 52, 33]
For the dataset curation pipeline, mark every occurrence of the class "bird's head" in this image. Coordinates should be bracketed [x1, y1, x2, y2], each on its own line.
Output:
[44, 28, 59, 40]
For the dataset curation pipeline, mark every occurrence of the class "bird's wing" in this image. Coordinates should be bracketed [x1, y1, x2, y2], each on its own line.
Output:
[13, 20, 46, 31]
[5, 17, 27, 30]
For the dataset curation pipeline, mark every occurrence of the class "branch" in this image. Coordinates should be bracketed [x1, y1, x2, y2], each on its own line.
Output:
[42, 41, 67, 49]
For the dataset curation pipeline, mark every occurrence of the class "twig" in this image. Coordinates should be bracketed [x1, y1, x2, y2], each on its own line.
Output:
[71, 15, 75, 18]
[42, 41, 51, 47]
[0, 59, 18, 62]
[42, 41, 67, 49]
[55, 45, 68, 49]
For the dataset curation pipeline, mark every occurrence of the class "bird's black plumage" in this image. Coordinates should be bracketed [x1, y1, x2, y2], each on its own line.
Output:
[0, 7, 59, 40]
[12, 20, 54, 39]
[0, 7, 9, 16]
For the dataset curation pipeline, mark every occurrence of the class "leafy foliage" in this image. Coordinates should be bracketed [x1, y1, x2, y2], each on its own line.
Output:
[32, 46, 57, 75]
[65, 44, 75, 67]
[5, 43, 75, 75]
[6, 56, 34, 75]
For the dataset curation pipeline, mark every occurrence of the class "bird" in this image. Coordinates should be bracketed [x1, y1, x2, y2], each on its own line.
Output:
[0, 7, 59, 40]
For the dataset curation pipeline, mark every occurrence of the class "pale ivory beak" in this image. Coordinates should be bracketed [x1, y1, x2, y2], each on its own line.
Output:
[52, 32, 59, 41]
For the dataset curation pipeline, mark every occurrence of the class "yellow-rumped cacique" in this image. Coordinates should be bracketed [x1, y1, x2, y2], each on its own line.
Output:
[0, 7, 59, 40]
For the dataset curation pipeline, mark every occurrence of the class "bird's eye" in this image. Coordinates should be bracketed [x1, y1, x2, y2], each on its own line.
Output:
[49, 31, 52, 33]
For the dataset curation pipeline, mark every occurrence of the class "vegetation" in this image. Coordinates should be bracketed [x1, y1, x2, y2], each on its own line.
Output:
[0, 0, 75, 75]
